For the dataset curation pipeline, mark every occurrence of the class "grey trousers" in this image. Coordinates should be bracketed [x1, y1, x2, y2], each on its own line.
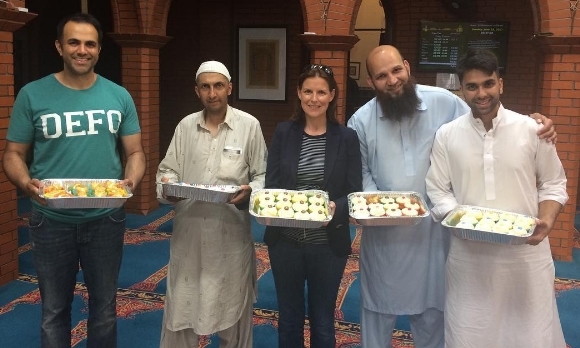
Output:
[159, 295, 254, 348]
[361, 306, 444, 348]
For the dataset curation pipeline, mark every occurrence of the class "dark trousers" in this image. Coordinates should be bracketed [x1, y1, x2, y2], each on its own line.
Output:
[268, 235, 348, 348]
[29, 208, 126, 348]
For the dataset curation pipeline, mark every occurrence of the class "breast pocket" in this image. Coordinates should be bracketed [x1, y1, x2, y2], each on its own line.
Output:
[216, 148, 248, 184]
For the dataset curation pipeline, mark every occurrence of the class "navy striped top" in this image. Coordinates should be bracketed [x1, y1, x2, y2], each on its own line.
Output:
[282, 132, 328, 244]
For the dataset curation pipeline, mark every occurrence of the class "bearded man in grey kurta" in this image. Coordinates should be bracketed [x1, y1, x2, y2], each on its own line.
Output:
[156, 61, 267, 348]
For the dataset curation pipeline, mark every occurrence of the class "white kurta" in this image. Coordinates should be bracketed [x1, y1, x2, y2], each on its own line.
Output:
[426, 105, 568, 348]
[156, 106, 267, 335]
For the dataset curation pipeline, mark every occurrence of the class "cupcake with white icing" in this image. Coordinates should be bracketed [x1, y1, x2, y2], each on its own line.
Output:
[401, 207, 418, 216]
[369, 205, 385, 217]
[464, 209, 483, 220]
[292, 200, 309, 213]
[475, 221, 494, 231]
[383, 202, 399, 210]
[482, 211, 499, 222]
[495, 219, 513, 230]
[385, 208, 402, 217]
[510, 225, 530, 236]
[350, 195, 367, 206]
[492, 224, 511, 234]
[379, 197, 395, 205]
[498, 213, 517, 223]
[277, 206, 295, 219]
[404, 202, 421, 211]
[395, 196, 411, 208]
[479, 216, 497, 226]
[456, 221, 475, 229]
[352, 202, 368, 212]
[352, 207, 370, 218]
[514, 216, 535, 229]
[460, 214, 479, 226]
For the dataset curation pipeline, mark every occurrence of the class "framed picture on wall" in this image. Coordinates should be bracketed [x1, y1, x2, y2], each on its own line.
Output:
[237, 27, 287, 101]
[349, 62, 360, 80]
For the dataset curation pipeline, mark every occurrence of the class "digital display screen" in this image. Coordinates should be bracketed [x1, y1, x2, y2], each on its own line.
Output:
[418, 21, 510, 72]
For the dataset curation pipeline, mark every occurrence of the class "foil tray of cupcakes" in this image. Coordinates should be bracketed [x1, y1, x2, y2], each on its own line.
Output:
[158, 182, 241, 203]
[442, 205, 536, 245]
[39, 179, 132, 209]
[348, 191, 429, 226]
[250, 189, 331, 229]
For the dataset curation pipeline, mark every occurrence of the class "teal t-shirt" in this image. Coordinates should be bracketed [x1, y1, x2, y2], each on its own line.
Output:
[7, 74, 141, 223]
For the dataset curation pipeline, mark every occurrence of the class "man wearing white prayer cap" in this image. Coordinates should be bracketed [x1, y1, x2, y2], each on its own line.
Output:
[157, 60, 267, 348]
[195, 60, 232, 81]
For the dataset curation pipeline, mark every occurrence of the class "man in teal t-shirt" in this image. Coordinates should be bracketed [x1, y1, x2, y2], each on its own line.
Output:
[2, 13, 145, 348]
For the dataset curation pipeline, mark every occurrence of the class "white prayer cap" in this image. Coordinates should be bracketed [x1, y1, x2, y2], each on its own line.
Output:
[195, 61, 231, 81]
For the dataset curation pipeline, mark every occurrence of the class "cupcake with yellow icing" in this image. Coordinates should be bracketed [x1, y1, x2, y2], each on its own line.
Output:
[308, 193, 325, 205]
[260, 204, 278, 217]
[294, 209, 311, 220]
[275, 197, 292, 210]
[310, 209, 327, 221]
[308, 201, 326, 213]
[291, 192, 308, 203]
[275, 191, 292, 201]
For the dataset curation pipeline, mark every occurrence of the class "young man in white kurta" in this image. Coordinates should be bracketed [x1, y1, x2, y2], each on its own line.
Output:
[426, 48, 567, 348]
[156, 61, 267, 348]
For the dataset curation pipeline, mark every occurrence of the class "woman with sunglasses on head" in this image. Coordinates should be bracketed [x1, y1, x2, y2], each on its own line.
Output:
[263, 64, 363, 348]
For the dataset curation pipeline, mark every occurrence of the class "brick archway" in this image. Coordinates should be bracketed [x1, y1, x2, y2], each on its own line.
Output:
[529, 0, 580, 260]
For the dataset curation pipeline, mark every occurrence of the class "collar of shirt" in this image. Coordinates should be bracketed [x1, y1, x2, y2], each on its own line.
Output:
[197, 105, 235, 132]
[415, 87, 428, 112]
[468, 103, 505, 135]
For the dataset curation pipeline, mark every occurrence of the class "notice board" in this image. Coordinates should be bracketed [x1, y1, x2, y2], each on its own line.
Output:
[418, 21, 510, 72]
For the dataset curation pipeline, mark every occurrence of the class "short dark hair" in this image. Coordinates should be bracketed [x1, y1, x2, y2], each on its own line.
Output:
[290, 64, 339, 125]
[456, 48, 499, 83]
[56, 13, 103, 45]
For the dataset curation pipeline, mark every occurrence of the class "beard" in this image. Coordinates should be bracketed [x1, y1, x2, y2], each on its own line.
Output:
[375, 76, 420, 121]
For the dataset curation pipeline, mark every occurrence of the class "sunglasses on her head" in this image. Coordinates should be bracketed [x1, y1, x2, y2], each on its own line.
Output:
[304, 64, 334, 76]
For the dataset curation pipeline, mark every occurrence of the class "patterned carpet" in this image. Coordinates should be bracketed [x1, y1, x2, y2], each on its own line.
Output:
[0, 204, 579, 348]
